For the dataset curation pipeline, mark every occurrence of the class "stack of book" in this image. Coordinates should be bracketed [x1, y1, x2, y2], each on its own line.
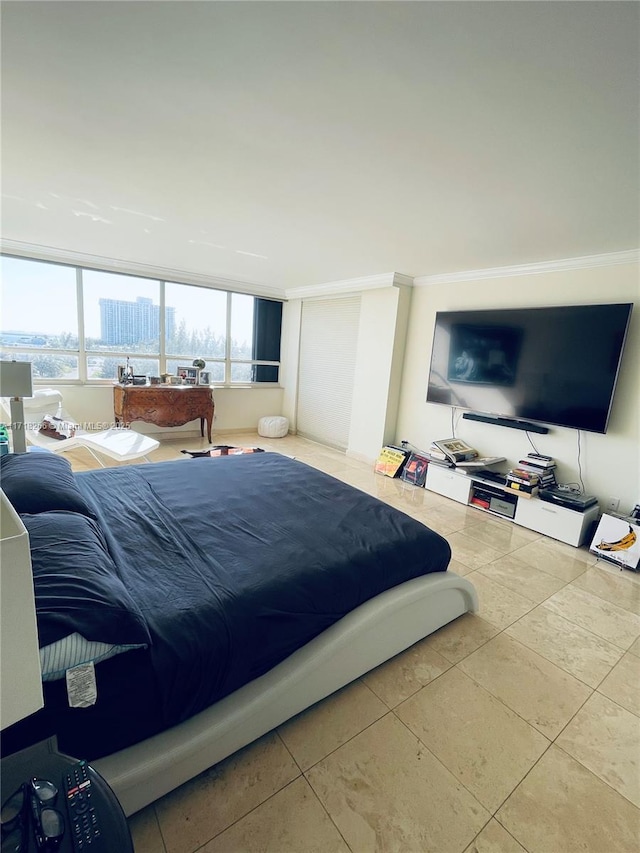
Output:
[427, 438, 479, 467]
[505, 467, 540, 498]
[427, 444, 455, 467]
[515, 453, 557, 489]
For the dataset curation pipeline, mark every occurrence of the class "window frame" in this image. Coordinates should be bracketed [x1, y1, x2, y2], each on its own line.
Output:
[0, 255, 283, 387]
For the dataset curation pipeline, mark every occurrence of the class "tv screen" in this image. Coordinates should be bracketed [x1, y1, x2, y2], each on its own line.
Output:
[426, 303, 633, 434]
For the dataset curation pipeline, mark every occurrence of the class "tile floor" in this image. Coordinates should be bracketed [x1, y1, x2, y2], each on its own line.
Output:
[65, 432, 640, 853]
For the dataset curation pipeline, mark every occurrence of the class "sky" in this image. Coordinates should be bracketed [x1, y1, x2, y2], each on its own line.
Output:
[1, 256, 253, 343]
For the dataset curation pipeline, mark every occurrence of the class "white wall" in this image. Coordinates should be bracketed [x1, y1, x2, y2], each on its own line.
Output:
[348, 285, 411, 461]
[280, 300, 302, 432]
[39, 384, 284, 437]
[280, 283, 411, 462]
[395, 261, 640, 512]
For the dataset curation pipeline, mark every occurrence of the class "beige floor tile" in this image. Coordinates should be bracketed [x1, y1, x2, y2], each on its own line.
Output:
[556, 691, 640, 807]
[465, 572, 535, 630]
[509, 538, 590, 582]
[335, 470, 384, 496]
[497, 745, 640, 853]
[448, 557, 476, 577]
[505, 605, 624, 688]
[415, 504, 477, 536]
[445, 531, 506, 569]
[128, 806, 166, 853]
[459, 633, 592, 739]
[305, 454, 359, 477]
[277, 680, 387, 771]
[476, 555, 567, 604]
[306, 714, 489, 853]
[383, 483, 440, 513]
[202, 777, 350, 853]
[598, 651, 640, 716]
[155, 732, 299, 853]
[424, 612, 500, 664]
[358, 474, 408, 502]
[543, 585, 640, 649]
[463, 819, 527, 853]
[397, 668, 549, 812]
[571, 565, 640, 616]
[361, 636, 452, 707]
[629, 636, 640, 657]
[460, 518, 541, 554]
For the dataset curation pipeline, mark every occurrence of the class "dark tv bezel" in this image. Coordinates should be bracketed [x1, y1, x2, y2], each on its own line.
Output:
[426, 302, 633, 434]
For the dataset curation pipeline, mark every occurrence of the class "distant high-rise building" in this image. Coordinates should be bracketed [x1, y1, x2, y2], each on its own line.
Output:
[99, 297, 176, 345]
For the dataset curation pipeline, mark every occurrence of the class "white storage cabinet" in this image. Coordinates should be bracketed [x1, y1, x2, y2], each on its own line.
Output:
[424, 465, 599, 548]
[425, 465, 472, 504]
[514, 496, 599, 548]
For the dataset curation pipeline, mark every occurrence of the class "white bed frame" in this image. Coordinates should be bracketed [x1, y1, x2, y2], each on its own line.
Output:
[94, 571, 477, 815]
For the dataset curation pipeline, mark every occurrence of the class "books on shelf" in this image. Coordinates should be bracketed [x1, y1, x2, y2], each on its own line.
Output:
[430, 438, 478, 463]
[374, 445, 411, 478]
[504, 484, 538, 499]
[454, 456, 506, 469]
[525, 453, 555, 467]
[509, 469, 541, 483]
[505, 477, 539, 494]
[516, 460, 556, 487]
[427, 447, 448, 460]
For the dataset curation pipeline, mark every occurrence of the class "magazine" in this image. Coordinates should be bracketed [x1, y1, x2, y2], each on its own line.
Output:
[400, 452, 430, 487]
[431, 437, 478, 463]
[374, 445, 410, 478]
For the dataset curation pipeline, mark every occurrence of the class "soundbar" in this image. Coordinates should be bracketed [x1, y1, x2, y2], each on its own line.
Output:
[462, 412, 549, 434]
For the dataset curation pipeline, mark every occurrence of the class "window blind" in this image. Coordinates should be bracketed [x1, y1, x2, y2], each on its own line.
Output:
[296, 295, 361, 450]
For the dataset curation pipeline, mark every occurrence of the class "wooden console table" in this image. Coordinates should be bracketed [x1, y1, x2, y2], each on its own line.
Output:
[113, 385, 214, 443]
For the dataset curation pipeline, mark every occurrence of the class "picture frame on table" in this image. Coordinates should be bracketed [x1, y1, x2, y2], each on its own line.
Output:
[177, 366, 199, 385]
[198, 371, 210, 385]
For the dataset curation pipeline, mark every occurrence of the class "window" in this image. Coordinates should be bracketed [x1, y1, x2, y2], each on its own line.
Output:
[231, 294, 282, 383]
[0, 257, 80, 379]
[83, 271, 160, 353]
[83, 271, 161, 381]
[0, 255, 282, 385]
[165, 281, 227, 378]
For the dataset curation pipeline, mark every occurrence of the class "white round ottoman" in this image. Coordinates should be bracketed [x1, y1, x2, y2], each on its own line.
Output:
[258, 416, 289, 438]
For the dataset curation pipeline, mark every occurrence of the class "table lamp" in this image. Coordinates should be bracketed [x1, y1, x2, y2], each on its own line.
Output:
[0, 360, 34, 453]
[0, 489, 44, 730]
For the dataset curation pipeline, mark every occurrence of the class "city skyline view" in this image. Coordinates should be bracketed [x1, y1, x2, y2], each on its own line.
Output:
[0, 256, 254, 347]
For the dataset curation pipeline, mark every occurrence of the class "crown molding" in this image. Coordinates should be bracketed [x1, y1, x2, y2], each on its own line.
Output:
[285, 271, 413, 300]
[413, 249, 640, 287]
[0, 239, 287, 300]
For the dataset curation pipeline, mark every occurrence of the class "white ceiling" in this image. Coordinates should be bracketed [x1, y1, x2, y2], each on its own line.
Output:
[1, 1, 638, 296]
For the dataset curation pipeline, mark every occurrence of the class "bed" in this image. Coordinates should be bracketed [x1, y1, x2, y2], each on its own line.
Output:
[1, 450, 477, 815]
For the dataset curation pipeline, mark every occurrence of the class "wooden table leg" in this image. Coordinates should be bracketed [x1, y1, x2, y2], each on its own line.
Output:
[200, 415, 213, 443]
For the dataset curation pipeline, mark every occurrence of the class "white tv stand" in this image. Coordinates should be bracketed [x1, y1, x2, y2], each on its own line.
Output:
[425, 465, 599, 548]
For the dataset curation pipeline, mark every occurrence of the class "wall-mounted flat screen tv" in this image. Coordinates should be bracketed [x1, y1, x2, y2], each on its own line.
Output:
[426, 303, 633, 433]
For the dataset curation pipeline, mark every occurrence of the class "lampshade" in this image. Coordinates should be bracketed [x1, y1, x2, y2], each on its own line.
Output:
[0, 360, 34, 453]
[0, 489, 44, 729]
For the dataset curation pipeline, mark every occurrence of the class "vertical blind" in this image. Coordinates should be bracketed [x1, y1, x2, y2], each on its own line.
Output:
[296, 295, 361, 450]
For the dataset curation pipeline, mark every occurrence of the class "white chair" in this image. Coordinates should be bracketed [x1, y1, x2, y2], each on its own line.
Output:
[3, 389, 159, 465]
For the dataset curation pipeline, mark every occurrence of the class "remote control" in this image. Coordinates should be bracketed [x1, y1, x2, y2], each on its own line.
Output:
[64, 761, 102, 850]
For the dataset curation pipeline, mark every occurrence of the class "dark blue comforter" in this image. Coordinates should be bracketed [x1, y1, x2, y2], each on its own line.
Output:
[74, 453, 451, 731]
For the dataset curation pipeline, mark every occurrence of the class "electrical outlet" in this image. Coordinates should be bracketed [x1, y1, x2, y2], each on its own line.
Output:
[606, 496, 620, 513]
